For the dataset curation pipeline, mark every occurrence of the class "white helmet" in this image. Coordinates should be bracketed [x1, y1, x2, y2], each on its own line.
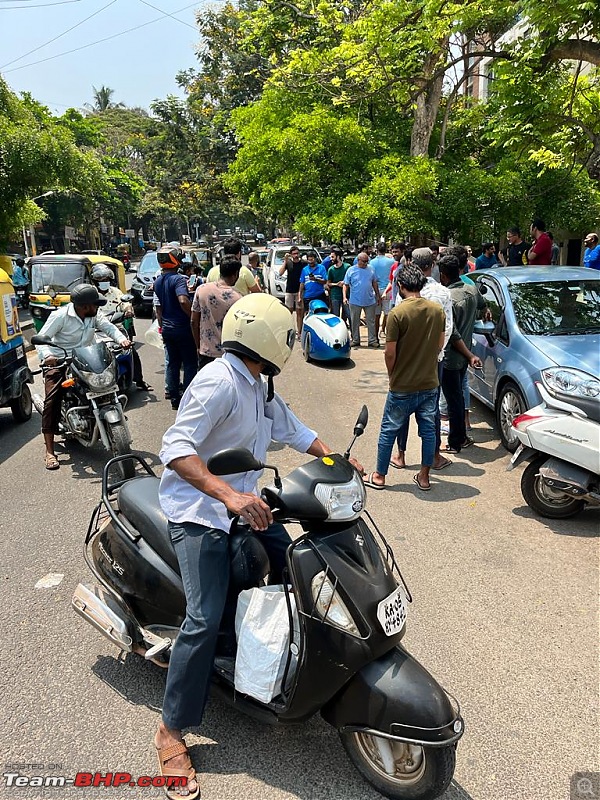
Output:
[221, 294, 295, 376]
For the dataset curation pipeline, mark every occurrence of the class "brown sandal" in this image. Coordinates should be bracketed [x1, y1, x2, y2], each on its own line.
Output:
[44, 453, 60, 470]
[155, 741, 200, 800]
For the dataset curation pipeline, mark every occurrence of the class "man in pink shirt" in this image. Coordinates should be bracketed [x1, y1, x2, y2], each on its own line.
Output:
[528, 219, 552, 265]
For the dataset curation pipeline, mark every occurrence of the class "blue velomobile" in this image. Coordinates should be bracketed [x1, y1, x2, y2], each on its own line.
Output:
[301, 299, 350, 362]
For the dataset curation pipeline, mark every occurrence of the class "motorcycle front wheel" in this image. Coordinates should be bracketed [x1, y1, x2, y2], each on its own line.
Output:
[340, 731, 455, 800]
[521, 457, 585, 519]
[107, 421, 135, 479]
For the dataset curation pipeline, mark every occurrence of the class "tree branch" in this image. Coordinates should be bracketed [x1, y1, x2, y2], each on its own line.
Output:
[544, 39, 600, 66]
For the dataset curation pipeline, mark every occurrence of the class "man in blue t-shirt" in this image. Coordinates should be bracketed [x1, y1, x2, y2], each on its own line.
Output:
[475, 243, 498, 270]
[153, 245, 198, 410]
[584, 233, 600, 270]
[343, 253, 381, 348]
[370, 242, 395, 338]
[299, 251, 328, 313]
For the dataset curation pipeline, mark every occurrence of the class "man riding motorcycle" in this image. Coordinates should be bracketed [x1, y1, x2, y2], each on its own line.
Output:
[90, 265, 152, 392]
[154, 293, 363, 799]
[35, 283, 131, 471]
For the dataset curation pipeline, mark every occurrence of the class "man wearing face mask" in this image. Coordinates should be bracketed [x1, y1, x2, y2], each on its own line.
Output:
[35, 284, 131, 470]
[91, 265, 152, 392]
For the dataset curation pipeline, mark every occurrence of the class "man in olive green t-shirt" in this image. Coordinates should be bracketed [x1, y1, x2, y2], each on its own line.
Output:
[365, 265, 445, 492]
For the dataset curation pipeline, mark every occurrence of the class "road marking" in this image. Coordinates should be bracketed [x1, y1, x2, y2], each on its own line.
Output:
[34, 573, 64, 589]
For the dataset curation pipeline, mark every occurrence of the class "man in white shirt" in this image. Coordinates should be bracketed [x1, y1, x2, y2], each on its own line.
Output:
[154, 294, 362, 797]
[391, 248, 454, 470]
[36, 283, 130, 470]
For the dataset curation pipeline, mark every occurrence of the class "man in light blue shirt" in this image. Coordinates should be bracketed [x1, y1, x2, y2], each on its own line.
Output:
[154, 294, 363, 793]
[584, 233, 600, 270]
[343, 253, 381, 347]
[369, 242, 395, 338]
[11, 257, 29, 287]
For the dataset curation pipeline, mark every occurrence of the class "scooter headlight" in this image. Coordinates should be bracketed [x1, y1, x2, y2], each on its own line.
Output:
[314, 472, 366, 521]
[541, 367, 600, 399]
[310, 570, 360, 637]
[81, 365, 117, 391]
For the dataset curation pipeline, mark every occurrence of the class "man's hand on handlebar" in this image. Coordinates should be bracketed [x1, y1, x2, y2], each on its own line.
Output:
[43, 356, 59, 367]
[225, 491, 273, 531]
[120, 339, 132, 349]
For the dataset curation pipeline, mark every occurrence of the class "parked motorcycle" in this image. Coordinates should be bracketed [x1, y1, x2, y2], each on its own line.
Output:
[508, 367, 600, 518]
[73, 407, 463, 800]
[30, 335, 135, 479]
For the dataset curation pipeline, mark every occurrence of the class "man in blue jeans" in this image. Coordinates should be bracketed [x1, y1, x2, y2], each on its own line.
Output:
[155, 294, 363, 798]
[154, 245, 198, 410]
[364, 265, 445, 492]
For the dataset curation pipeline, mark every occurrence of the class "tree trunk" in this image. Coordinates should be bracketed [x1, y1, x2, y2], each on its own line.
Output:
[410, 41, 448, 157]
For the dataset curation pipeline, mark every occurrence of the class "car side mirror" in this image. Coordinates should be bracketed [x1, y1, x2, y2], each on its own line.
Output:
[473, 320, 496, 347]
[207, 448, 264, 476]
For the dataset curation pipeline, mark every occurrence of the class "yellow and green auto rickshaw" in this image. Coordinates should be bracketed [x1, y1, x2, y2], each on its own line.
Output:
[0, 266, 34, 422]
[28, 254, 126, 332]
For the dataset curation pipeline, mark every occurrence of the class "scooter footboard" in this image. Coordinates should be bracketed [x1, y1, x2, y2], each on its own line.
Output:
[321, 645, 463, 747]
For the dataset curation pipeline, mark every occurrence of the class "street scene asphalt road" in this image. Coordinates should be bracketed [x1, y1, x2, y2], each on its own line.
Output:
[0, 297, 598, 800]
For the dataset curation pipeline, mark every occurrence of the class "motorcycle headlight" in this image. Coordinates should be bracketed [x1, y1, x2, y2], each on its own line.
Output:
[81, 365, 117, 391]
[314, 472, 366, 521]
[310, 570, 360, 637]
[541, 367, 600, 399]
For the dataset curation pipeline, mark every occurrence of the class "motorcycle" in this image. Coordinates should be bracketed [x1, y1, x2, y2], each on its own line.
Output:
[14, 285, 29, 309]
[508, 367, 600, 518]
[122, 253, 132, 272]
[72, 407, 463, 800]
[30, 335, 135, 479]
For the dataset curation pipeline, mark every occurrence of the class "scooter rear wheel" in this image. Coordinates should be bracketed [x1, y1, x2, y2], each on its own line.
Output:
[339, 731, 455, 800]
[521, 457, 585, 519]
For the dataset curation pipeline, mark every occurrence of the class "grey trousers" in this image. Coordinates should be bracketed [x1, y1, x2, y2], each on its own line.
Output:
[349, 303, 377, 346]
[162, 519, 291, 730]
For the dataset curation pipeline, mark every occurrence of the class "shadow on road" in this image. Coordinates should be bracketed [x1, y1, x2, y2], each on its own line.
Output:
[62, 441, 161, 483]
[367, 480, 481, 501]
[92, 653, 475, 800]
[0, 413, 40, 462]
[511, 504, 599, 537]
[305, 358, 356, 372]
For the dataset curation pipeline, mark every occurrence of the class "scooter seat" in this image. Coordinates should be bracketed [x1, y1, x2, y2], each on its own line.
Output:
[117, 476, 179, 573]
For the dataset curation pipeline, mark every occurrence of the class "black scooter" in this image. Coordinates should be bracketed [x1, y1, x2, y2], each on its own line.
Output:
[73, 408, 463, 800]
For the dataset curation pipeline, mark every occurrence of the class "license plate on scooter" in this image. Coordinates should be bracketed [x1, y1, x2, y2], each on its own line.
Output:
[377, 586, 408, 636]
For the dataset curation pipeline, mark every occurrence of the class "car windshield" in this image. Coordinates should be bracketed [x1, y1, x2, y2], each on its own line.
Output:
[31, 262, 87, 293]
[509, 279, 600, 335]
[273, 248, 318, 267]
[139, 253, 159, 275]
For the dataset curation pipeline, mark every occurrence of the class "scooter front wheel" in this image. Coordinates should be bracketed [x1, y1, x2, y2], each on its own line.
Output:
[339, 731, 455, 800]
[521, 457, 585, 519]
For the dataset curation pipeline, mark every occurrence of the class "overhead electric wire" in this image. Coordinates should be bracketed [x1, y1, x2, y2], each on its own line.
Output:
[0, 0, 117, 70]
[0, 0, 82, 7]
[137, 0, 197, 30]
[2, 0, 200, 73]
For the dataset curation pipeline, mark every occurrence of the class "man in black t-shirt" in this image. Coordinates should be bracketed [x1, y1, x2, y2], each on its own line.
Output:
[502, 227, 529, 266]
[279, 245, 304, 338]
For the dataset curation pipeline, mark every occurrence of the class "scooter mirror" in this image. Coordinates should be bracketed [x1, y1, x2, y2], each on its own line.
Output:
[31, 334, 53, 346]
[121, 293, 134, 303]
[354, 404, 368, 437]
[207, 448, 264, 476]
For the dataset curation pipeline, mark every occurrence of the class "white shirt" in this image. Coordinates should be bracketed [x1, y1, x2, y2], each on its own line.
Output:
[36, 303, 128, 361]
[159, 353, 317, 531]
[98, 286, 133, 317]
[395, 277, 453, 361]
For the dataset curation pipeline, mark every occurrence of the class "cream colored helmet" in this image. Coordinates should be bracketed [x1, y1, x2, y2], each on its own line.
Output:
[221, 294, 295, 376]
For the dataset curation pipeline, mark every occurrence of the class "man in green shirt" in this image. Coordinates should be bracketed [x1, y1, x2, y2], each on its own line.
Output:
[327, 247, 349, 325]
[364, 265, 445, 492]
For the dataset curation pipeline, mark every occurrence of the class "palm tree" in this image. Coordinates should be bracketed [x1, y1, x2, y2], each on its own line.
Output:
[84, 85, 123, 113]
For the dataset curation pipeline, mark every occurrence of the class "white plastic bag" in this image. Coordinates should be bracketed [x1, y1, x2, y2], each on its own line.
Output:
[144, 319, 164, 350]
[234, 585, 299, 703]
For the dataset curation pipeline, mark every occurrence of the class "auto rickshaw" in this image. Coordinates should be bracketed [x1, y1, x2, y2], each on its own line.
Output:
[28, 254, 126, 332]
[0, 266, 34, 423]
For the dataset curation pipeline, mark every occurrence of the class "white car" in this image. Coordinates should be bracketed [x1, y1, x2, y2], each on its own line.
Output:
[264, 246, 322, 300]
